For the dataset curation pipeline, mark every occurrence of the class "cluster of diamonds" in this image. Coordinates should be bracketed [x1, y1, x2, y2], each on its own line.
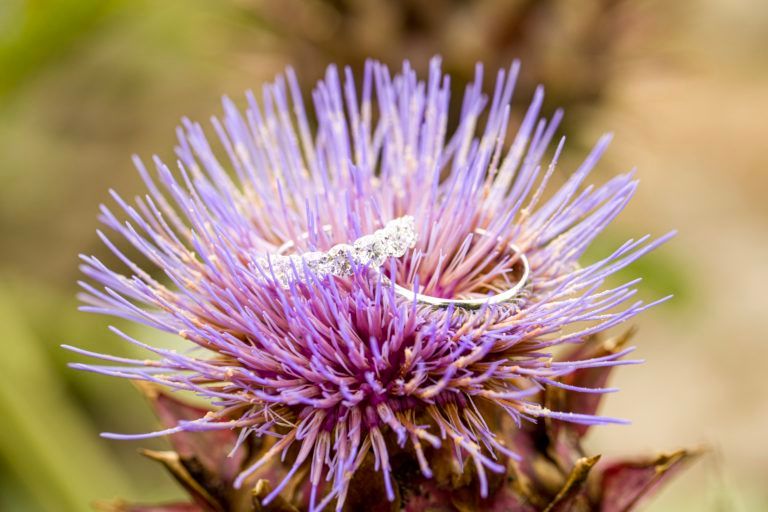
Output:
[256, 216, 417, 288]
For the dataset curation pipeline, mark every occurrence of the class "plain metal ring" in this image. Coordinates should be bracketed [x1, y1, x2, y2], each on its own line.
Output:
[391, 229, 530, 308]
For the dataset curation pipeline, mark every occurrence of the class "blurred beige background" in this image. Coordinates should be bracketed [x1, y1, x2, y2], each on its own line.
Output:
[0, 0, 766, 510]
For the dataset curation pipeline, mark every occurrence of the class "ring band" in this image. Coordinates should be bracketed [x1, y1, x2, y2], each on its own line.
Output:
[391, 229, 530, 308]
[270, 220, 529, 308]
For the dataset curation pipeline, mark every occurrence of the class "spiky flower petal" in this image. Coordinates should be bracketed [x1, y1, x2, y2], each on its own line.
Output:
[70, 58, 671, 511]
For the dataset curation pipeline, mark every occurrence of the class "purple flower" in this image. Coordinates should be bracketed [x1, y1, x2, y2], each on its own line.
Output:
[68, 57, 672, 511]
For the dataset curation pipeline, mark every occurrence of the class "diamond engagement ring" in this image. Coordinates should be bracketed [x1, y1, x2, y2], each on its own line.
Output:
[263, 218, 529, 308]
[391, 228, 530, 308]
[257, 216, 417, 288]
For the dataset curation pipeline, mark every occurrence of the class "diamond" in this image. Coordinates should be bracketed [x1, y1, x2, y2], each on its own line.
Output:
[302, 251, 332, 277]
[380, 216, 416, 256]
[258, 215, 417, 288]
[269, 257, 292, 287]
[327, 244, 354, 276]
[383, 230, 408, 256]
[353, 234, 386, 266]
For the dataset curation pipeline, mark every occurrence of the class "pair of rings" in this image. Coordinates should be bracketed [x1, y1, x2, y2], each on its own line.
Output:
[256, 216, 530, 308]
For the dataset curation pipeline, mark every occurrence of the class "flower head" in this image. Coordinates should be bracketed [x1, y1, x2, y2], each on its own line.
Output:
[69, 57, 672, 511]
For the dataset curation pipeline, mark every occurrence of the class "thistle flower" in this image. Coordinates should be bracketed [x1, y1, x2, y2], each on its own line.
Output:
[69, 58, 673, 511]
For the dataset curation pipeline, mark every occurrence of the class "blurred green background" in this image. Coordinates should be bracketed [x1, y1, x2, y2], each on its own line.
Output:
[1, 0, 766, 510]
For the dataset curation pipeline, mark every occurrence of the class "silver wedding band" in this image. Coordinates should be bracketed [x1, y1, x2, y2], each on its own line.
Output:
[391, 228, 530, 308]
